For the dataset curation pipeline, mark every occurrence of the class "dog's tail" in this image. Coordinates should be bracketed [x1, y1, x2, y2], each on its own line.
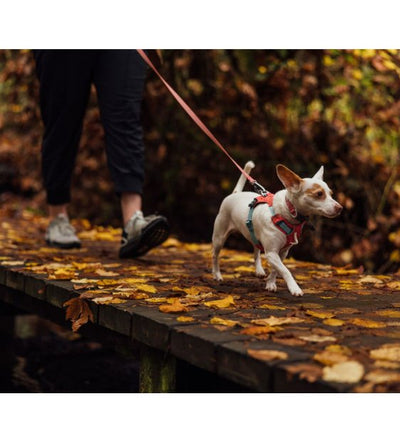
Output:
[232, 161, 255, 193]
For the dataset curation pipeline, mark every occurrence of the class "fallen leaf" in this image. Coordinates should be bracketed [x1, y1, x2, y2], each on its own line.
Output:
[370, 344, 400, 362]
[64, 297, 94, 332]
[251, 316, 305, 326]
[306, 310, 336, 319]
[285, 363, 322, 382]
[364, 370, 400, 384]
[159, 299, 188, 314]
[373, 360, 400, 370]
[298, 335, 337, 343]
[349, 318, 386, 328]
[204, 295, 235, 309]
[210, 317, 240, 327]
[92, 297, 127, 305]
[323, 318, 345, 327]
[240, 325, 282, 335]
[325, 345, 352, 356]
[95, 268, 119, 277]
[386, 281, 400, 290]
[136, 284, 157, 294]
[234, 266, 254, 273]
[258, 304, 286, 310]
[247, 349, 288, 361]
[322, 361, 365, 383]
[176, 316, 194, 322]
[357, 275, 384, 285]
[313, 350, 349, 366]
[374, 310, 400, 318]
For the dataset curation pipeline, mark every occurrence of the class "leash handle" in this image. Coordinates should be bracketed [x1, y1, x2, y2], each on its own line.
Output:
[137, 49, 258, 185]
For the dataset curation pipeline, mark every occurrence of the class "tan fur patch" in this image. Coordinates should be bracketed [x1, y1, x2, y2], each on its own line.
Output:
[305, 184, 326, 200]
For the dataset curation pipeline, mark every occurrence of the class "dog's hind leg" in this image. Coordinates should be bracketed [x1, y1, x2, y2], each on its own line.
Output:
[212, 213, 232, 281]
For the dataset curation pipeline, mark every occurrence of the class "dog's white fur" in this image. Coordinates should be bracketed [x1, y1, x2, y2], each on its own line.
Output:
[212, 161, 343, 296]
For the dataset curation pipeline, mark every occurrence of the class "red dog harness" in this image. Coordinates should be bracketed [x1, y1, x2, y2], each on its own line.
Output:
[246, 193, 307, 251]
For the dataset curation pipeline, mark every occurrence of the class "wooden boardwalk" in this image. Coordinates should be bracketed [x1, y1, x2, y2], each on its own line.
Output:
[1, 209, 400, 392]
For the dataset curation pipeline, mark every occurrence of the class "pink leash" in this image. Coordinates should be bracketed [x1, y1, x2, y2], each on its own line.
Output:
[137, 49, 267, 195]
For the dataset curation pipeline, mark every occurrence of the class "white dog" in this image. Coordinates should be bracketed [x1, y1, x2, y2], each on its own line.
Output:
[212, 161, 342, 296]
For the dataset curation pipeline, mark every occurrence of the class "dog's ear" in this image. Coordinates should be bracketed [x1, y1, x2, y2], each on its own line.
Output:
[312, 166, 324, 181]
[276, 164, 303, 192]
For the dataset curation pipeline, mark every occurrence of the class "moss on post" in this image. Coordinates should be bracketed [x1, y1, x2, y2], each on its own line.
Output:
[139, 345, 176, 393]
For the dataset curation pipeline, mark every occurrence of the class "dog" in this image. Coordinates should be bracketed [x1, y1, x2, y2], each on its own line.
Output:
[212, 161, 342, 296]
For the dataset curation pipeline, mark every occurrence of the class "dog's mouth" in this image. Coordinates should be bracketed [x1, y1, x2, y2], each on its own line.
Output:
[321, 209, 342, 218]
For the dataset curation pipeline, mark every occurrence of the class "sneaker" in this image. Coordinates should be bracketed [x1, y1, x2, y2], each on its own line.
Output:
[119, 211, 169, 258]
[45, 214, 82, 249]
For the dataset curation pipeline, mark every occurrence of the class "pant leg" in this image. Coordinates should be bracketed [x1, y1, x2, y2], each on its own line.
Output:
[34, 50, 94, 205]
[93, 50, 147, 195]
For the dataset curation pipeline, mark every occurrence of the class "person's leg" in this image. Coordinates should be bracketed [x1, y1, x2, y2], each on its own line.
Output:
[34, 50, 94, 247]
[94, 50, 169, 257]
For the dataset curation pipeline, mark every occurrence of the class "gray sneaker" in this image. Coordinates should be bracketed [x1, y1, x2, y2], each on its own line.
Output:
[119, 211, 169, 258]
[45, 214, 81, 249]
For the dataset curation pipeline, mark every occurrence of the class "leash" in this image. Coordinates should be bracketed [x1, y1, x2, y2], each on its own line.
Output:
[137, 49, 267, 196]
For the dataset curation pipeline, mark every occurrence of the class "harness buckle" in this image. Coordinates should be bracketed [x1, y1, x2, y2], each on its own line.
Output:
[251, 181, 268, 197]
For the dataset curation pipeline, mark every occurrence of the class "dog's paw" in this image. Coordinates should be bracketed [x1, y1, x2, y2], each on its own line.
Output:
[265, 281, 277, 292]
[255, 269, 266, 278]
[289, 285, 304, 296]
[213, 272, 223, 282]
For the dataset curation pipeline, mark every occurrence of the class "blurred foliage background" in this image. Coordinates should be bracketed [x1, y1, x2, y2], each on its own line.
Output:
[1, 49, 400, 273]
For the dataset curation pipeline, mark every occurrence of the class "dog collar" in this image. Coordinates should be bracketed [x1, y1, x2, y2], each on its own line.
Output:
[246, 193, 307, 250]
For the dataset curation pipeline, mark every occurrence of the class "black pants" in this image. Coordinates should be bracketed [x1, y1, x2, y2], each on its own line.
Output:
[33, 50, 147, 205]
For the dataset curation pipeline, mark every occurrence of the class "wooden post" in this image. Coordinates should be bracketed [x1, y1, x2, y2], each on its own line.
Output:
[139, 345, 176, 393]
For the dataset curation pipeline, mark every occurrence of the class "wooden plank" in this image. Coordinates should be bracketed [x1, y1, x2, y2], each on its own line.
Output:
[130, 306, 205, 351]
[217, 340, 310, 392]
[5, 269, 25, 292]
[98, 302, 133, 336]
[170, 325, 249, 373]
[45, 280, 79, 308]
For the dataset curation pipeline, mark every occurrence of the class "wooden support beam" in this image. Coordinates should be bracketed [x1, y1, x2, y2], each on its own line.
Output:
[139, 345, 176, 393]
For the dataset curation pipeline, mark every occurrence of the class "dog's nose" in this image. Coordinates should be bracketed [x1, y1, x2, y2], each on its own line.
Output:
[335, 203, 343, 214]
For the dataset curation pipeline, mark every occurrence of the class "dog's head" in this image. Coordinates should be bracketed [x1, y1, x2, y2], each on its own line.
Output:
[276, 164, 343, 218]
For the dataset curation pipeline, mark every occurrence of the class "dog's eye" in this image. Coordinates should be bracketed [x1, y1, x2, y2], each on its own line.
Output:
[316, 190, 324, 198]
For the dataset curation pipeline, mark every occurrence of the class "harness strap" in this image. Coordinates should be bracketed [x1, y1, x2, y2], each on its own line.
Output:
[246, 194, 306, 250]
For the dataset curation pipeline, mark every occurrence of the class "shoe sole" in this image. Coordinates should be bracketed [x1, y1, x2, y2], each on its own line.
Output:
[45, 239, 82, 249]
[119, 217, 170, 259]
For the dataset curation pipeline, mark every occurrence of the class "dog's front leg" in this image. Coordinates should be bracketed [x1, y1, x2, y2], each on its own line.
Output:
[254, 248, 266, 277]
[265, 251, 303, 296]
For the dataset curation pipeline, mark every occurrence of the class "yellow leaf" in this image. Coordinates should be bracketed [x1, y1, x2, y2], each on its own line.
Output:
[375, 310, 400, 318]
[48, 268, 77, 280]
[306, 310, 336, 319]
[247, 349, 288, 361]
[251, 316, 305, 326]
[136, 284, 157, 294]
[370, 344, 400, 362]
[240, 326, 282, 335]
[323, 318, 345, 327]
[258, 304, 286, 310]
[234, 266, 254, 273]
[92, 297, 127, 305]
[210, 317, 240, 327]
[159, 299, 188, 314]
[349, 318, 386, 328]
[177, 316, 194, 322]
[364, 370, 400, 384]
[95, 268, 119, 277]
[322, 361, 365, 383]
[204, 295, 235, 309]
[326, 345, 352, 356]
[298, 335, 336, 343]
[313, 350, 349, 366]
[386, 281, 400, 290]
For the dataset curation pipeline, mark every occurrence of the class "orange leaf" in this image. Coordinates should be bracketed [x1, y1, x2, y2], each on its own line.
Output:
[64, 297, 94, 332]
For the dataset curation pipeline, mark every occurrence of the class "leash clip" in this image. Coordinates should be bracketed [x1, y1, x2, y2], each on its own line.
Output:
[252, 180, 268, 197]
